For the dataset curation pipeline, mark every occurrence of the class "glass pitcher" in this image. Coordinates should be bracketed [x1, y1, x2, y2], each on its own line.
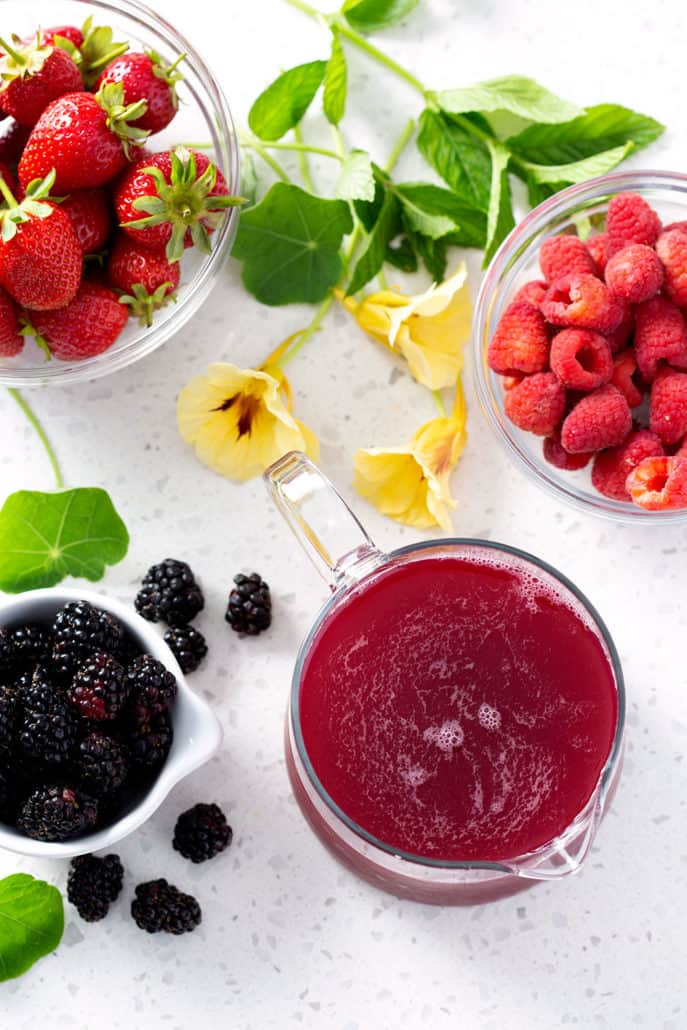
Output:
[266, 452, 625, 905]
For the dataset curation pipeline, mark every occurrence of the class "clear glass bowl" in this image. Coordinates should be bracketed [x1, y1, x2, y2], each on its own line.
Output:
[472, 169, 687, 523]
[0, 0, 240, 387]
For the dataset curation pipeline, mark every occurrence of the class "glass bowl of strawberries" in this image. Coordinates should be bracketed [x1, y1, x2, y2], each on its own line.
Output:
[473, 169, 687, 519]
[0, 0, 240, 386]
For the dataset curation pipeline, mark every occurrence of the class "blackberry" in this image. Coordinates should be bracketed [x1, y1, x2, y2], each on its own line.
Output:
[51, 601, 122, 680]
[17, 784, 98, 841]
[0, 764, 14, 821]
[163, 626, 207, 674]
[0, 628, 15, 674]
[67, 652, 129, 721]
[78, 732, 129, 796]
[225, 573, 272, 636]
[131, 879, 201, 934]
[126, 711, 173, 770]
[0, 682, 17, 757]
[125, 655, 177, 718]
[67, 854, 124, 922]
[18, 668, 78, 766]
[135, 559, 204, 626]
[172, 803, 232, 863]
[10, 624, 52, 668]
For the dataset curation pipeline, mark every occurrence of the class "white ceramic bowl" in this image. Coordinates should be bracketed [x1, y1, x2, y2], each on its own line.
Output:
[0, 587, 222, 858]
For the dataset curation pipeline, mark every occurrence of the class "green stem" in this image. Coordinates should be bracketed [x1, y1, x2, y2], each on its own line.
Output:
[240, 137, 342, 162]
[335, 21, 427, 97]
[0, 35, 25, 64]
[282, 0, 323, 17]
[8, 388, 64, 488]
[240, 137, 290, 183]
[293, 124, 316, 192]
[384, 117, 415, 174]
[0, 173, 18, 208]
[279, 293, 335, 367]
[377, 267, 388, 289]
[330, 123, 346, 158]
[432, 389, 447, 417]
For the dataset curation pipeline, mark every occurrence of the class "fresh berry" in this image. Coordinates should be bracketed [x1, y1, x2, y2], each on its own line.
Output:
[541, 273, 623, 333]
[9, 624, 52, 667]
[649, 369, 687, 445]
[539, 234, 596, 282]
[115, 147, 237, 261]
[78, 732, 128, 796]
[17, 667, 78, 765]
[634, 297, 687, 382]
[135, 559, 204, 626]
[586, 233, 607, 275]
[605, 301, 634, 354]
[131, 879, 201, 934]
[656, 228, 687, 307]
[606, 192, 661, 257]
[0, 763, 13, 820]
[67, 853, 123, 922]
[512, 279, 547, 308]
[60, 189, 111, 254]
[0, 33, 82, 127]
[18, 82, 149, 193]
[172, 802, 232, 863]
[43, 26, 85, 50]
[591, 430, 665, 501]
[560, 384, 632, 454]
[0, 116, 30, 164]
[225, 573, 272, 636]
[549, 329, 613, 391]
[0, 682, 17, 756]
[626, 455, 687, 511]
[0, 285, 22, 356]
[107, 234, 179, 327]
[487, 300, 549, 376]
[51, 600, 121, 680]
[96, 50, 184, 134]
[125, 655, 177, 717]
[542, 433, 593, 471]
[611, 350, 644, 408]
[663, 220, 687, 237]
[503, 372, 566, 436]
[502, 374, 524, 390]
[0, 628, 14, 673]
[17, 784, 97, 841]
[127, 710, 173, 770]
[604, 243, 664, 304]
[67, 651, 129, 721]
[163, 626, 207, 674]
[27, 281, 128, 361]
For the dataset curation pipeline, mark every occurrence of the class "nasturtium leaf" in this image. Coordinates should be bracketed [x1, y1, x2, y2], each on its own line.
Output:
[323, 35, 347, 125]
[342, 0, 419, 33]
[233, 183, 353, 305]
[0, 874, 64, 982]
[507, 103, 664, 165]
[336, 149, 376, 201]
[346, 190, 400, 295]
[417, 109, 491, 212]
[483, 139, 515, 267]
[0, 488, 130, 593]
[522, 142, 633, 187]
[248, 61, 327, 141]
[434, 75, 582, 125]
[396, 183, 487, 247]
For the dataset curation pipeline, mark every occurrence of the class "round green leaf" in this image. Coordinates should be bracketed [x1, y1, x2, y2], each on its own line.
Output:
[0, 874, 64, 982]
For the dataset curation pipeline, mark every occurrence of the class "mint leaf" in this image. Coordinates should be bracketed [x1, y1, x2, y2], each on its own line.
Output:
[483, 139, 515, 266]
[396, 186, 456, 239]
[396, 183, 486, 247]
[342, 0, 419, 32]
[0, 488, 130, 593]
[323, 35, 347, 125]
[347, 189, 400, 295]
[248, 61, 327, 141]
[508, 103, 664, 164]
[412, 233, 448, 282]
[336, 150, 376, 201]
[434, 76, 582, 125]
[0, 874, 64, 982]
[233, 183, 353, 305]
[522, 142, 633, 187]
[385, 234, 418, 273]
[417, 109, 491, 212]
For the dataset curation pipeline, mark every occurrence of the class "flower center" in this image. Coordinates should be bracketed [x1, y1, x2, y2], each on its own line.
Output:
[216, 392, 261, 438]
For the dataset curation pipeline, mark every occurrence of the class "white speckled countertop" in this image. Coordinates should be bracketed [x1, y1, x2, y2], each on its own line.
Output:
[1, 0, 686, 1026]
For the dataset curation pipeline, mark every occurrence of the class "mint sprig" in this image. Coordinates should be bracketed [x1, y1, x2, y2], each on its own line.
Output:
[0, 874, 64, 982]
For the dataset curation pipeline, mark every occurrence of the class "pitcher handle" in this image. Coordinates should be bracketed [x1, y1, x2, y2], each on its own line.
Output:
[264, 451, 384, 591]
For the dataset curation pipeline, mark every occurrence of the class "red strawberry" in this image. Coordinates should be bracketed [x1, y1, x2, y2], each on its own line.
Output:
[0, 171, 81, 310]
[96, 50, 184, 134]
[115, 147, 239, 261]
[107, 233, 180, 326]
[72, 16, 130, 90]
[0, 159, 16, 195]
[43, 26, 85, 50]
[0, 116, 30, 163]
[60, 189, 111, 254]
[0, 33, 82, 127]
[18, 82, 149, 192]
[0, 284, 23, 356]
[26, 282, 127, 361]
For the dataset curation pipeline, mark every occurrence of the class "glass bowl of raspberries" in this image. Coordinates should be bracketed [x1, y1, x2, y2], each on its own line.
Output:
[0, 0, 240, 386]
[0, 587, 221, 857]
[474, 169, 687, 518]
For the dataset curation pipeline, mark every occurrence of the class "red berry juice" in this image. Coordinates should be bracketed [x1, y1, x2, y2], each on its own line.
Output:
[298, 550, 618, 862]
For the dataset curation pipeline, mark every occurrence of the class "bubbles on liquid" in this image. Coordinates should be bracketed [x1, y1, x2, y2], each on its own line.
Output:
[423, 719, 464, 752]
[478, 702, 501, 732]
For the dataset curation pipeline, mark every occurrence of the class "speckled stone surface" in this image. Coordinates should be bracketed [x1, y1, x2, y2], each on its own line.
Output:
[1, 0, 686, 1026]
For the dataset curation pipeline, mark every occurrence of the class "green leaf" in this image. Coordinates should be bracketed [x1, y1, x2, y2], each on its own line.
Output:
[483, 139, 515, 266]
[353, 163, 386, 230]
[395, 185, 456, 239]
[417, 109, 491, 212]
[522, 142, 634, 186]
[395, 183, 487, 247]
[412, 232, 448, 282]
[248, 61, 327, 141]
[507, 103, 664, 164]
[385, 234, 418, 273]
[323, 35, 347, 125]
[336, 149, 375, 202]
[347, 190, 400, 295]
[0, 874, 64, 981]
[0, 488, 130, 593]
[233, 183, 353, 305]
[434, 75, 582, 125]
[342, 0, 419, 33]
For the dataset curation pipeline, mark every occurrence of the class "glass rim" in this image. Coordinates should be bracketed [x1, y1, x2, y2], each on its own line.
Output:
[290, 538, 626, 873]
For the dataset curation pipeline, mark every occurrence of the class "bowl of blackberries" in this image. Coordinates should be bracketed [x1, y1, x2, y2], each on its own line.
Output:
[0, 582, 221, 857]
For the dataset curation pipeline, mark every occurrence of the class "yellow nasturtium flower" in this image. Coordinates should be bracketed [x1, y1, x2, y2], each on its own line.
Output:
[337, 263, 471, 390]
[177, 361, 318, 481]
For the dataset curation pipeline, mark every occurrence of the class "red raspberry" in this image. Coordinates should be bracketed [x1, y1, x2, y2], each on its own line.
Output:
[663, 220, 687, 236]
[539, 235, 596, 283]
[487, 301, 549, 376]
[611, 350, 644, 408]
[586, 233, 607, 275]
[502, 373, 524, 390]
[604, 243, 664, 304]
[606, 192, 661, 257]
[541, 273, 623, 333]
[560, 384, 631, 453]
[591, 430, 664, 500]
[634, 297, 687, 382]
[606, 302, 634, 354]
[655, 228, 687, 307]
[542, 432, 593, 471]
[626, 455, 687, 510]
[503, 372, 566, 436]
[512, 279, 547, 308]
[549, 328, 612, 391]
[649, 369, 687, 445]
